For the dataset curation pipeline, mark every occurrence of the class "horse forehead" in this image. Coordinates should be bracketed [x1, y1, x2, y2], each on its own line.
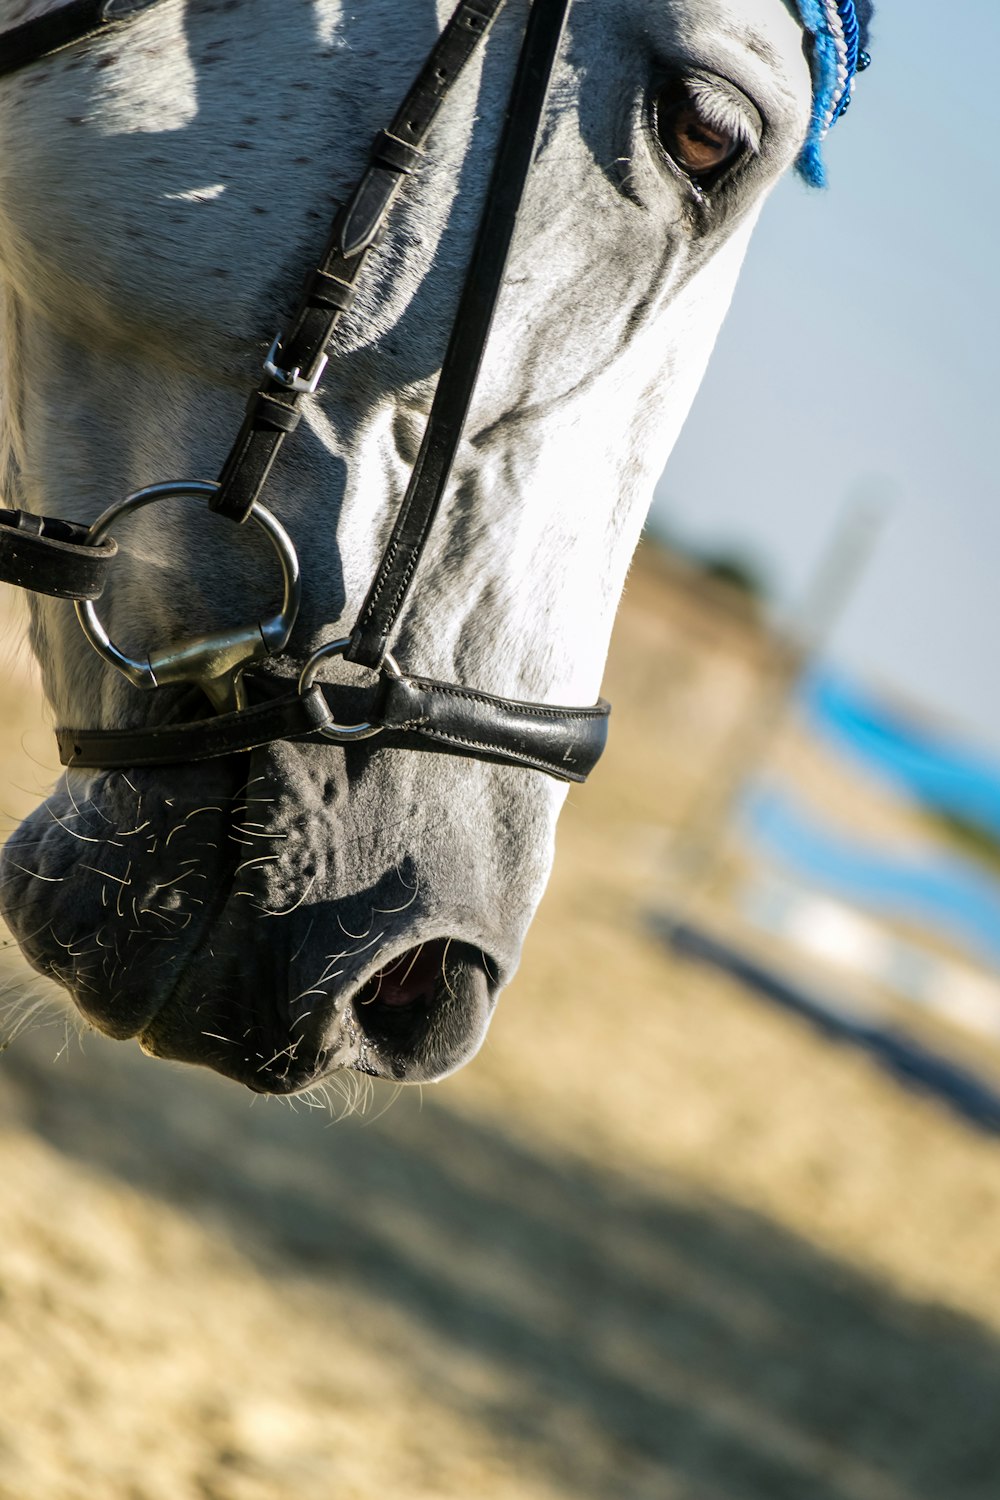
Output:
[0, 0, 810, 380]
[0, 0, 812, 102]
[632, 0, 812, 109]
[682, 0, 807, 56]
[0, 0, 813, 180]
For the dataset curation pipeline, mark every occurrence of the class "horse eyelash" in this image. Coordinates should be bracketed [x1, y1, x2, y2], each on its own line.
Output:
[684, 77, 762, 154]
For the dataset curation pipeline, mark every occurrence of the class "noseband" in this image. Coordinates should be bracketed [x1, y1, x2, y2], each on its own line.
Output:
[0, 0, 611, 784]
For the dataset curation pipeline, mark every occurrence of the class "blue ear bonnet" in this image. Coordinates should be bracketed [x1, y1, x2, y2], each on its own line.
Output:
[795, 0, 874, 186]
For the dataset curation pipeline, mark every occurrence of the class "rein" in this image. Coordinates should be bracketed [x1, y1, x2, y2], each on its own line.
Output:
[0, 0, 610, 783]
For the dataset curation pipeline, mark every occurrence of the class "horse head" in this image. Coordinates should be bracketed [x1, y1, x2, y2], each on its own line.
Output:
[0, 0, 871, 1090]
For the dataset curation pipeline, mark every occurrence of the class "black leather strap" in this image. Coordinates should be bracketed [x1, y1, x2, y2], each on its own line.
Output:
[379, 672, 609, 782]
[348, 0, 572, 669]
[55, 671, 609, 781]
[0, 0, 160, 80]
[56, 684, 335, 769]
[0, 508, 117, 600]
[211, 0, 506, 525]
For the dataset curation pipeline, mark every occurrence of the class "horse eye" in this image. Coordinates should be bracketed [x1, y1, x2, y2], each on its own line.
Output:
[653, 83, 743, 182]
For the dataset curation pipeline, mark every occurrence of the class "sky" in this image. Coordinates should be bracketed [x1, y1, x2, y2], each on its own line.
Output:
[651, 0, 1000, 754]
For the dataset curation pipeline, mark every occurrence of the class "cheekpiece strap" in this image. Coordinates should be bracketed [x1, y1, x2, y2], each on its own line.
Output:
[346, 0, 573, 669]
[210, 0, 506, 525]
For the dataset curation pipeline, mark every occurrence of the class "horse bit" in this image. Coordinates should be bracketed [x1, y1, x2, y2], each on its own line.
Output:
[0, 0, 612, 783]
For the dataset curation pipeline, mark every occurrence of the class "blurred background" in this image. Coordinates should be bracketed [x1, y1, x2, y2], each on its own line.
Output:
[2, 2, 1000, 1497]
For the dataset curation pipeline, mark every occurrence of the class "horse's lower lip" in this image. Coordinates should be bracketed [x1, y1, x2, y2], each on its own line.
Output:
[136, 1033, 317, 1094]
[137, 999, 335, 1093]
[136, 937, 499, 1092]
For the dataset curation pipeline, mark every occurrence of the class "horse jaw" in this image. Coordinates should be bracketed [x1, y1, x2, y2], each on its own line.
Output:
[0, 0, 812, 1089]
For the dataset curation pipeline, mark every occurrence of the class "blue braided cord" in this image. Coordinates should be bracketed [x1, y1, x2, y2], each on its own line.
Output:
[793, 0, 862, 186]
[832, 0, 860, 121]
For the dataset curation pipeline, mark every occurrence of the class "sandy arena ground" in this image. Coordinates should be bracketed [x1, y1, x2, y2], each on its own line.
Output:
[1, 550, 999, 1500]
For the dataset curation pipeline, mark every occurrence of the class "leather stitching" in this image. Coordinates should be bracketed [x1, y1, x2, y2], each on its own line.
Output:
[409, 725, 581, 780]
[410, 680, 609, 721]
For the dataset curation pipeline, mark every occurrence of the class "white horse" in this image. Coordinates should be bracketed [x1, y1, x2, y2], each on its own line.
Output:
[0, 0, 870, 1090]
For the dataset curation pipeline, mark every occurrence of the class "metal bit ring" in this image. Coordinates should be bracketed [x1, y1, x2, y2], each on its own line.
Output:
[297, 638, 400, 741]
[75, 480, 301, 713]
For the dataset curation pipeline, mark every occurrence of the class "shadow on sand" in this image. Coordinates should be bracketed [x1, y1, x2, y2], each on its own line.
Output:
[4, 1022, 999, 1500]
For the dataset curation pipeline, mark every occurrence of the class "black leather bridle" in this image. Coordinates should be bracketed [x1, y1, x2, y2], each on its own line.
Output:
[0, 0, 611, 784]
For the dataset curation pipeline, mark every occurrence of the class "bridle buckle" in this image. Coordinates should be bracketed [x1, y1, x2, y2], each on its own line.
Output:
[263, 335, 329, 395]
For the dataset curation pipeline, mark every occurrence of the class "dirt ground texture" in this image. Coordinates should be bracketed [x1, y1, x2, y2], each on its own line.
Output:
[2, 549, 999, 1500]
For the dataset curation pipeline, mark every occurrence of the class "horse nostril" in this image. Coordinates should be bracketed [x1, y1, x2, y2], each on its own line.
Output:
[355, 940, 445, 1010]
[351, 939, 495, 1082]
